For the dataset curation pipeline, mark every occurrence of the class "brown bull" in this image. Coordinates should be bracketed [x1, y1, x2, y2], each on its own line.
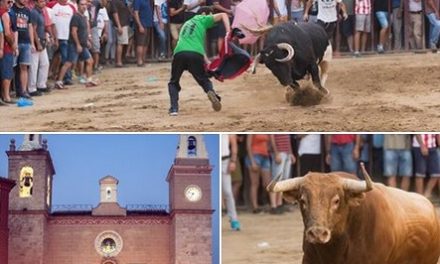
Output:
[268, 163, 440, 264]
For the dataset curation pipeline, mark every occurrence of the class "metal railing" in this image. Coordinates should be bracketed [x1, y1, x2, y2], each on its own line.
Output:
[51, 204, 93, 213]
[51, 204, 169, 213]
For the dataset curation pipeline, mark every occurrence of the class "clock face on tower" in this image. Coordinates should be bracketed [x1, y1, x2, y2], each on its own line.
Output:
[184, 185, 202, 202]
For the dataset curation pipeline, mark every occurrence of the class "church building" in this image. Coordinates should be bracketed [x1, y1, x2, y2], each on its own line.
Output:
[0, 134, 214, 264]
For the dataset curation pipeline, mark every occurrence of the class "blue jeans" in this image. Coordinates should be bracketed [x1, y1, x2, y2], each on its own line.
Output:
[67, 43, 92, 63]
[383, 149, 412, 177]
[59, 40, 72, 82]
[426, 13, 440, 47]
[291, 10, 304, 22]
[375, 11, 389, 28]
[153, 21, 167, 56]
[330, 142, 356, 174]
[245, 154, 271, 171]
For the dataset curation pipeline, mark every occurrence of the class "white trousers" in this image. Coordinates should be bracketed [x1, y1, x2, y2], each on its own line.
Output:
[222, 159, 238, 221]
[28, 48, 49, 92]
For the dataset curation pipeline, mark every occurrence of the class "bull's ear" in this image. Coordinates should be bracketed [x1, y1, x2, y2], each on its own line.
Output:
[346, 192, 366, 207]
[282, 190, 299, 204]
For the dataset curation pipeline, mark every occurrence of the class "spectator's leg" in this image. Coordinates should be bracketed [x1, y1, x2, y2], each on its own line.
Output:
[413, 147, 426, 194]
[384, 149, 397, 187]
[1, 54, 14, 102]
[170, 23, 179, 49]
[57, 62, 73, 83]
[135, 28, 145, 66]
[28, 50, 40, 94]
[247, 157, 261, 211]
[84, 51, 94, 80]
[222, 159, 239, 222]
[37, 49, 50, 90]
[425, 149, 440, 197]
[154, 21, 167, 57]
[399, 150, 413, 191]
[426, 13, 440, 50]
[392, 7, 402, 50]
[354, 31, 361, 53]
[330, 144, 342, 172]
[361, 32, 368, 52]
[413, 14, 423, 49]
[342, 142, 356, 174]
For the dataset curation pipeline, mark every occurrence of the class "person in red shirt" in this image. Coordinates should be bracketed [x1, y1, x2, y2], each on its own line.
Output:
[0, 0, 17, 105]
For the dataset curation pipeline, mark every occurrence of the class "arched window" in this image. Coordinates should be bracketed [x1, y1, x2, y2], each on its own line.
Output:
[106, 187, 112, 200]
[19, 166, 34, 198]
[187, 136, 197, 156]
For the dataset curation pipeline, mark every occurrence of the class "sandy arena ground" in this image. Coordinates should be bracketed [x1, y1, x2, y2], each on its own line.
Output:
[222, 207, 440, 264]
[1, 53, 439, 132]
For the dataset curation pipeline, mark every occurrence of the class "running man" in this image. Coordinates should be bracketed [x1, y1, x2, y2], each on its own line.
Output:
[167, 6, 230, 116]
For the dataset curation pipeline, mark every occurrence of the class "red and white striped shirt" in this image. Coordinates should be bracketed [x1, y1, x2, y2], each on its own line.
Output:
[273, 134, 292, 153]
[355, 0, 371, 15]
[412, 134, 438, 148]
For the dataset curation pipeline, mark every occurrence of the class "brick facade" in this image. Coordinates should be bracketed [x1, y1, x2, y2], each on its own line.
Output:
[0, 177, 15, 264]
[5, 135, 214, 264]
[46, 215, 170, 264]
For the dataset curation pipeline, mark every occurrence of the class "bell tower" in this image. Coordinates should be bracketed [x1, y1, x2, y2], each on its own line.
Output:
[7, 134, 55, 264]
[167, 135, 213, 264]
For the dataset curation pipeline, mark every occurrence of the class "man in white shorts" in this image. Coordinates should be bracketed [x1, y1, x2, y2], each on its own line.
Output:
[354, 0, 371, 57]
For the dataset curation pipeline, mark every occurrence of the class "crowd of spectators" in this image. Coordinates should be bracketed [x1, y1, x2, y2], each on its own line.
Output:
[1, 0, 439, 105]
[223, 134, 440, 221]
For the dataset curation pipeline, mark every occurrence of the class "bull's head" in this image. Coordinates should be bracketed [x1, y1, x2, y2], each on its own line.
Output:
[253, 43, 295, 86]
[243, 24, 295, 86]
[267, 163, 373, 244]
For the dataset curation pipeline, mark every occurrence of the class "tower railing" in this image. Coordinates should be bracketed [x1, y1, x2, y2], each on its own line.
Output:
[51, 204, 170, 213]
[126, 204, 169, 213]
[51, 204, 94, 213]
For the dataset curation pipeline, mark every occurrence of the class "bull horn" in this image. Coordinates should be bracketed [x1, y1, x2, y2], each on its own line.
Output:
[240, 23, 273, 36]
[342, 163, 373, 193]
[267, 175, 305, 193]
[251, 53, 261, 74]
[275, 43, 295, 62]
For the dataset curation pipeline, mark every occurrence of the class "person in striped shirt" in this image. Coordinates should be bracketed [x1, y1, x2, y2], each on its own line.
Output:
[413, 134, 440, 197]
[270, 134, 296, 214]
[353, 0, 371, 57]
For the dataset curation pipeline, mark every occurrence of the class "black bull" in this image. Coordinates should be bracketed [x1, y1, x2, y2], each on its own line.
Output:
[252, 22, 330, 94]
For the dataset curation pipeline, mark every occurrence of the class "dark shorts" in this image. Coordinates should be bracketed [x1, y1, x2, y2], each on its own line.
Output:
[184, 12, 196, 22]
[67, 42, 92, 63]
[212, 16, 232, 39]
[0, 53, 14, 80]
[317, 20, 337, 39]
[413, 147, 440, 177]
[341, 15, 355, 37]
[135, 27, 152, 46]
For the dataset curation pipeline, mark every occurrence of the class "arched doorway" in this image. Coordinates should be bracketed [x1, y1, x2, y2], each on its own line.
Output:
[101, 259, 117, 264]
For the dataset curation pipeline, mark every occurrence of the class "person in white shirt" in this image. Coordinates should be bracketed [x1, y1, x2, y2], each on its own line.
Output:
[273, 0, 288, 24]
[90, 0, 109, 71]
[48, 0, 76, 85]
[297, 134, 323, 175]
[183, 0, 205, 21]
[304, 0, 347, 40]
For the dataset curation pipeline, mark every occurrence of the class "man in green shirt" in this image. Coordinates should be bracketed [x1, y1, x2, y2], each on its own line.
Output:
[168, 6, 231, 116]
